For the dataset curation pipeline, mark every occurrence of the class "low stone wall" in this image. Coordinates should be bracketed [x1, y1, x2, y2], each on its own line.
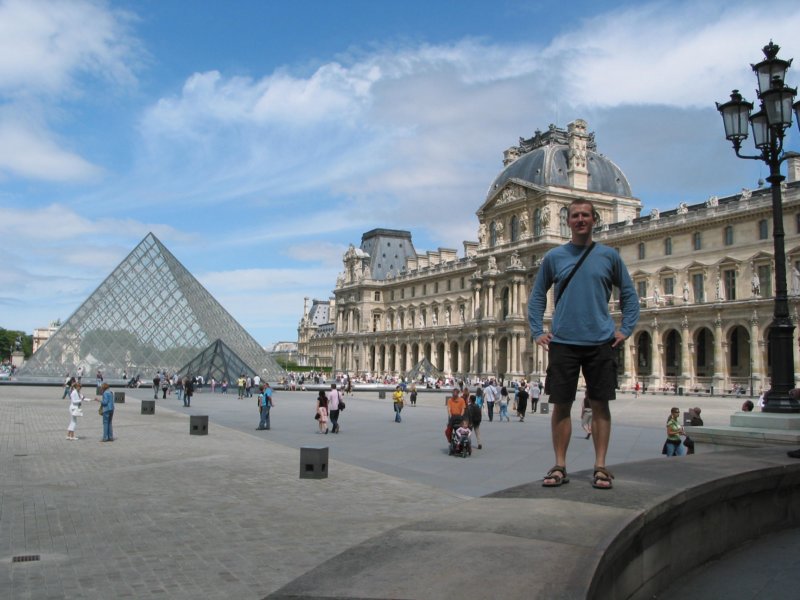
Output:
[590, 450, 800, 599]
[269, 448, 800, 599]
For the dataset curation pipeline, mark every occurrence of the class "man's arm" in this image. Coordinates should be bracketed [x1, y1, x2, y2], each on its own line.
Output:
[528, 259, 554, 348]
[614, 255, 641, 345]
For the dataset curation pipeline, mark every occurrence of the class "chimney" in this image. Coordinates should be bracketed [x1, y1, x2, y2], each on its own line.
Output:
[567, 119, 589, 190]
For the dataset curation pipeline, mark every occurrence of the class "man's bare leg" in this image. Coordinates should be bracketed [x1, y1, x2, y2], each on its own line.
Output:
[544, 402, 572, 484]
[589, 399, 612, 487]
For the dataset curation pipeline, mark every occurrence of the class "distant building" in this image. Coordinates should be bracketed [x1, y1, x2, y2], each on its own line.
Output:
[301, 119, 800, 392]
[32, 320, 61, 353]
[297, 297, 335, 368]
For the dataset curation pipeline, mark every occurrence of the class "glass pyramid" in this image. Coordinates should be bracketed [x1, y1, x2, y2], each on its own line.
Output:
[18, 233, 285, 382]
[178, 338, 260, 386]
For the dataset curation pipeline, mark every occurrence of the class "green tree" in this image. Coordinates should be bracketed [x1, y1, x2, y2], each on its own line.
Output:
[0, 328, 33, 360]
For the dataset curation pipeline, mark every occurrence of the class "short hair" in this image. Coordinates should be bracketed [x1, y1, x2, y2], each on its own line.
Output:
[568, 198, 600, 222]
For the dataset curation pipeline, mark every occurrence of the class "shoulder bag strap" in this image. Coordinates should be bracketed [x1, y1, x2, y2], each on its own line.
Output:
[555, 242, 595, 306]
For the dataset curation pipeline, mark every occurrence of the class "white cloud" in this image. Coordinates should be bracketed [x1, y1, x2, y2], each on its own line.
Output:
[0, 117, 102, 181]
[285, 242, 348, 268]
[0, 0, 140, 182]
[548, 2, 800, 108]
[0, 0, 139, 97]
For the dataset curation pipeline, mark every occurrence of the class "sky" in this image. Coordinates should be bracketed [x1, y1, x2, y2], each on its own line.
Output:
[1, 0, 800, 349]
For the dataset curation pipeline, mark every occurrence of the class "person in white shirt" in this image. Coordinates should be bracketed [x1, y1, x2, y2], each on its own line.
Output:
[482, 379, 498, 422]
[326, 384, 342, 433]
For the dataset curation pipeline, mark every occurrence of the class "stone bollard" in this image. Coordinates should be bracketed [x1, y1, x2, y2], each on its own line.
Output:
[114, 391, 125, 403]
[190, 415, 208, 435]
[300, 446, 328, 479]
[540, 402, 550, 414]
[141, 400, 155, 415]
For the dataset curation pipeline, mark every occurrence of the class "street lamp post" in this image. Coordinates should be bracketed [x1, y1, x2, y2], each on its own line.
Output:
[717, 41, 800, 413]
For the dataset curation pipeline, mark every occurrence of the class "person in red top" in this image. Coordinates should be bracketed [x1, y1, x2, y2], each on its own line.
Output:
[445, 388, 466, 442]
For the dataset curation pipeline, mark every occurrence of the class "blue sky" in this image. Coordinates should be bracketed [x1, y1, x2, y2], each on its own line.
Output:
[1, 0, 799, 348]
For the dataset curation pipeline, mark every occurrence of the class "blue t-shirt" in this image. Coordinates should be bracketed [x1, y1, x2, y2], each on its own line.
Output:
[528, 242, 639, 345]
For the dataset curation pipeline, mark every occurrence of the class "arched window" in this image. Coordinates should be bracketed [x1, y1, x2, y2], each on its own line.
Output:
[510, 216, 519, 242]
[559, 207, 569, 237]
[534, 208, 542, 237]
[490, 221, 497, 247]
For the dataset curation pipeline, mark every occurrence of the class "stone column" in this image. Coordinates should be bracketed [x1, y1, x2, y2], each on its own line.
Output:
[511, 333, 519, 375]
[681, 316, 692, 389]
[650, 318, 663, 389]
[473, 284, 482, 320]
[713, 313, 724, 392]
[487, 283, 495, 319]
[487, 334, 495, 375]
[749, 312, 762, 393]
[472, 335, 480, 375]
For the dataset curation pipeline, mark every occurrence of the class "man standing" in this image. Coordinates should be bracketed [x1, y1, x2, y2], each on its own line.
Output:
[237, 374, 246, 399]
[327, 384, 342, 433]
[256, 383, 274, 430]
[530, 379, 541, 414]
[184, 376, 194, 407]
[528, 199, 639, 489]
[482, 379, 498, 422]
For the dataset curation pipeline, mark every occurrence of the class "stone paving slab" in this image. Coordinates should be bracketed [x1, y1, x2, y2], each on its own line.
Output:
[1, 385, 797, 599]
[0, 387, 464, 599]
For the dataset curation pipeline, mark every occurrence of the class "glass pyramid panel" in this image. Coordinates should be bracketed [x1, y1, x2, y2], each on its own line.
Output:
[178, 338, 261, 386]
[18, 233, 285, 382]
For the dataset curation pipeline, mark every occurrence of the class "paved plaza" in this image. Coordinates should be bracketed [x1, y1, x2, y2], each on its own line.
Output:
[0, 384, 796, 599]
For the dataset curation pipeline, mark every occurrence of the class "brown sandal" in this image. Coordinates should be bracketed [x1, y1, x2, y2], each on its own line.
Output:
[543, 465, 569, 487]
[592, 466, 614, 489]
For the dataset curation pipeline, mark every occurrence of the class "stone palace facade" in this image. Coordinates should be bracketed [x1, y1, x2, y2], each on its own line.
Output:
[298, 119, 800, 392]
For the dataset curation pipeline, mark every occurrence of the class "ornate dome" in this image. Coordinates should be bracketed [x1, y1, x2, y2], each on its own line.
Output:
[486, 122, 632, 200]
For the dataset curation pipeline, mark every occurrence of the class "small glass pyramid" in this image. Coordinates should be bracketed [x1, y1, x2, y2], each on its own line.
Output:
[178, 338, 261, 386]
[18, 233, 285, 382]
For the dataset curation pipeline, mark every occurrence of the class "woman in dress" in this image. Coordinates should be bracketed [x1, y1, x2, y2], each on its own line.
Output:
[316, 390, 329, 433]
[67, 382, 84, 440]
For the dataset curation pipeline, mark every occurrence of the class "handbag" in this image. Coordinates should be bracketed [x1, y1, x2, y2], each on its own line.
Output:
[339, 399, 346, 411]
[314, 413, 320, 420]
[98, 404, 104, 416]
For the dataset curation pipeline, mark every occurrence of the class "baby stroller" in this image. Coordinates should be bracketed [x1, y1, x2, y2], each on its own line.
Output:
[448, 417, 472, 458]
